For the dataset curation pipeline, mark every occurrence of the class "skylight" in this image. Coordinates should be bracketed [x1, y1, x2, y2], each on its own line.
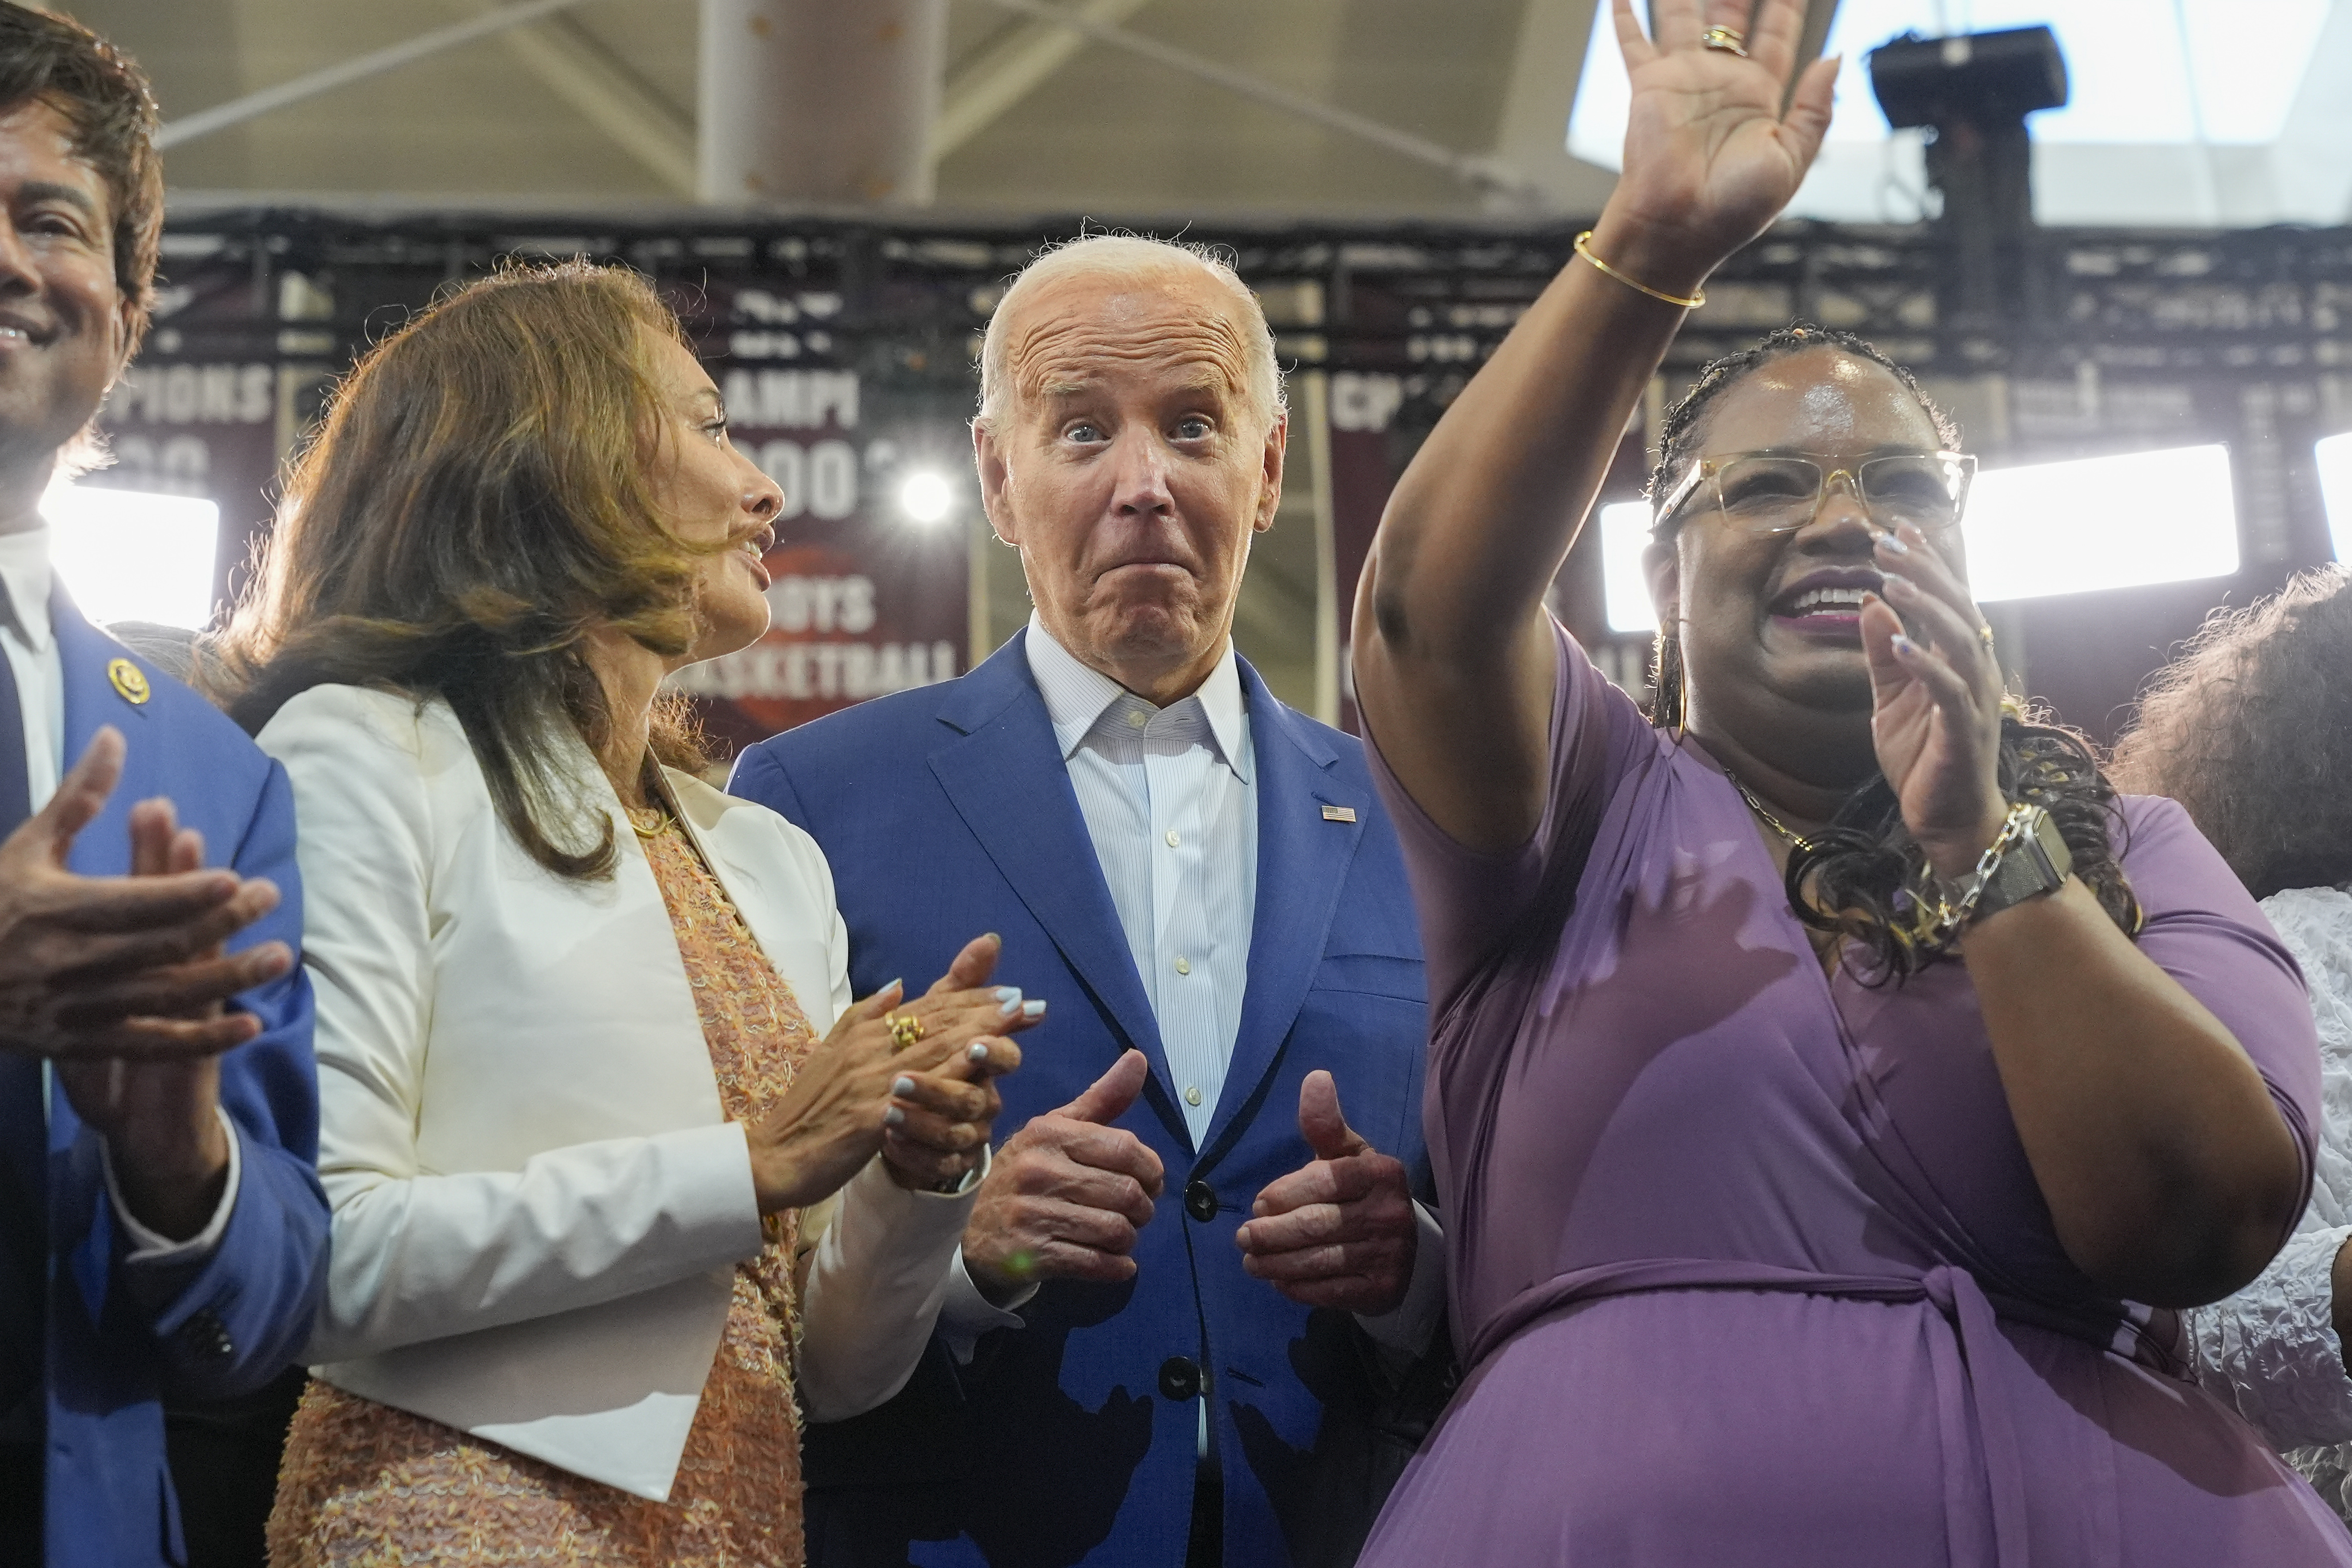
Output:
[1567, 0, 2346, 225]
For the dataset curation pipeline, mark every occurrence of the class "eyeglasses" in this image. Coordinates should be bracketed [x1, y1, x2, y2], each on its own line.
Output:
[1652, 450, 1977, 538]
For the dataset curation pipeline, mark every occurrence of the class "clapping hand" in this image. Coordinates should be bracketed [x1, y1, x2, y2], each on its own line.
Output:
[747, 932, 1035, 1213]
[1235, 1071, 1417, 1314]
[878, 934, 1031, 1192]
[53, 786, 253, 1240]
[0, 728, 290, 1064]
[1861, 522, 2008, 880]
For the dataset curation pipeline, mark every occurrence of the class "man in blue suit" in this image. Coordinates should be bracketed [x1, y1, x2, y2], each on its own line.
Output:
[732, 236, 1441, 1568]
[0, 9, 331, 1561]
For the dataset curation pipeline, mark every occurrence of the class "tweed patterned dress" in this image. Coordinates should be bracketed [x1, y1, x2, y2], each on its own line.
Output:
[268, 813, 818, 1568]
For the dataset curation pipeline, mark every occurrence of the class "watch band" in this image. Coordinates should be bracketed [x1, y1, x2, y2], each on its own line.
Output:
[1967, 804, 2073, 924]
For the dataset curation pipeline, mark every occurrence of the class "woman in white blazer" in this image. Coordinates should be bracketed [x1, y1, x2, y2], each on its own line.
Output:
[212, 262, 1038, 1568]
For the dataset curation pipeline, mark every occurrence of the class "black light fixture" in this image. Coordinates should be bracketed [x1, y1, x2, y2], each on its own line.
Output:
[1869, 25, 2069, 323]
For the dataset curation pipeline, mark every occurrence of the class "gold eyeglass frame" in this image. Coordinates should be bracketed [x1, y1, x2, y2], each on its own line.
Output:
[1651, 449, 1978, 539]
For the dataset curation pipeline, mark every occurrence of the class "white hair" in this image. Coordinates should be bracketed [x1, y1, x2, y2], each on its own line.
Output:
[973, 233, 1286, 433]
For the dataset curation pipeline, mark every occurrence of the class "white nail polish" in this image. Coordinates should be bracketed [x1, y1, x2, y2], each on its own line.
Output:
[968, 1041, 991, 1063]
[1021, 999, 1046, 1019]
[891, 1076, 915, 1096]
[883, 1105, 905, 1127]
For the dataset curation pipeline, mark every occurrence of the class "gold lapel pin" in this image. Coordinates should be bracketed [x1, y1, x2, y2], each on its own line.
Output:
[107, 658, 150, 706]
[1320, 804, 1356, 823]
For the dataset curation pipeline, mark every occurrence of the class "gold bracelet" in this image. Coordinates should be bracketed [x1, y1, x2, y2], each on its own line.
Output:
[1573, 231, 1706, 310]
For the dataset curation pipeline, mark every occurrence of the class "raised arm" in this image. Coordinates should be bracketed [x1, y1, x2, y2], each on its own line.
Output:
[1350, 0, 1835, 852]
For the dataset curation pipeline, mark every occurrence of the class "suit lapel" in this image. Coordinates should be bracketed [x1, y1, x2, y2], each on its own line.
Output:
[1198, 662, 1365, 1166]
[927, 635, 1181, 1125]
[52, 594, 155, 881]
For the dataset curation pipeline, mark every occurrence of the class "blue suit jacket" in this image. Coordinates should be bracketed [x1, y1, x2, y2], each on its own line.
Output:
[730, 632, 1429, 1568]
[37, 600, 328, 1568]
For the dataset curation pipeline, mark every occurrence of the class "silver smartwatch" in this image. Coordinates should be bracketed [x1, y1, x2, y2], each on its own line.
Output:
[1964, 804, 2073, 924]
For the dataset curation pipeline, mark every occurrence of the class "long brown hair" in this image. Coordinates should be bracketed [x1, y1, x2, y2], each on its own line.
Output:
[212, 260, 714, 881]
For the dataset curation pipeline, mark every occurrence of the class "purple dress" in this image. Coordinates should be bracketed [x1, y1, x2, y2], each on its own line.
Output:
[1357, 623, 2352, 1566]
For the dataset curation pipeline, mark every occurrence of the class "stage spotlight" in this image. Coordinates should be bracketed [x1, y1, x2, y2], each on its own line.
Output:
[1599, 501, 1660, 635]
[897, 469, 955, 526]
[41, 483, 220, 630]
[1963, 444, 2238, 602]
[2315, 431, 2352, 563]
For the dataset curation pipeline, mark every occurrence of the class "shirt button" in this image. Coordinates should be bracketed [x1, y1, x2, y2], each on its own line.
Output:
[1185, 1085, 1203, 1106]
[1174, 956, 1190, 976]
[1126, 709, 1147, 729]
[1164, 830, 1180, 848]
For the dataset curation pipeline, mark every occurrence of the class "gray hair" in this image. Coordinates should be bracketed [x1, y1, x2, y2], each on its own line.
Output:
[973, 233, 1286, 434]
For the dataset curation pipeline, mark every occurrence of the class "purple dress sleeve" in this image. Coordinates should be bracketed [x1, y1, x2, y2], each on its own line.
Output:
[2114, 792, 2322, 1212]
[1361, 618, 1654, 1015]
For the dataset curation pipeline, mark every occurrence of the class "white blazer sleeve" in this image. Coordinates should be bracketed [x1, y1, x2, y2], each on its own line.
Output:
[265, 688, 765, 1365]
[790, 840, 979, 1421]
[797, 1154, 981, 1421]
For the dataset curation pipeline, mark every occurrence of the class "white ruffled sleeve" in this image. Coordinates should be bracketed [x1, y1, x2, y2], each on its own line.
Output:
[2186, 886, 2352, 1456]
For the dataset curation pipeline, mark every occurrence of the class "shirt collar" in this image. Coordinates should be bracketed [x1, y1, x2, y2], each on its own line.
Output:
[0, 526, 55, 653]
[1024, 612, 1251, 783]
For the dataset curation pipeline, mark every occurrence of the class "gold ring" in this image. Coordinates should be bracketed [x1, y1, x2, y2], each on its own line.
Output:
[1976, 623, 1997, 650]
[1700, 24, 1748, 55]
[885, 1013, 925, 1052]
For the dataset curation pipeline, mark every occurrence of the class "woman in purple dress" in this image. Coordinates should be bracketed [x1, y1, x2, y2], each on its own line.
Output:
[1345, 0, 2352, 1562]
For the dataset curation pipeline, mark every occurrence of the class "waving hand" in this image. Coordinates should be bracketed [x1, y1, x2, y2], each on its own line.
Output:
[1609, 0, 1840, 274]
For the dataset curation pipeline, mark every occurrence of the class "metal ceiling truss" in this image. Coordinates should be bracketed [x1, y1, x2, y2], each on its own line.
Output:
[146, 208, 2352, 573]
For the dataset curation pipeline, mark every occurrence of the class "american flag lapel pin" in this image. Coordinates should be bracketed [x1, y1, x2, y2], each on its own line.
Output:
[1320, 803, 1357, 823]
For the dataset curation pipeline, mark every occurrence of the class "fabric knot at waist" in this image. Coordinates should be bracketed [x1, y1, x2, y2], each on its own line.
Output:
[1462, 1257, 2155, 1568]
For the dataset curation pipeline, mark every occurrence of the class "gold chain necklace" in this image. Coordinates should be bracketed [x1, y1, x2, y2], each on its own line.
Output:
[1726, 772, 1818, 855]
[626, 804, 671, 840]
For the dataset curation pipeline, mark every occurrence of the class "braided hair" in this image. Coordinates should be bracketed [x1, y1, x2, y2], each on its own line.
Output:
[1644, 325, 2140, 980]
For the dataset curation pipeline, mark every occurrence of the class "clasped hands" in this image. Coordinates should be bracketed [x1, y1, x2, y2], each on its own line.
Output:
[962, 1055, 1416, 1317]
[0, 727, 296, 1240]
[746, 931, 1036, 1213]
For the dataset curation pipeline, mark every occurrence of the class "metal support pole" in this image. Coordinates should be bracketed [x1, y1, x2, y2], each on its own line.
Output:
[698, 0, 949, 206]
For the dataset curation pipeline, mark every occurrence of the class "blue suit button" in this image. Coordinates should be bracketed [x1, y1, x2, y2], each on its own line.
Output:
[1184, 1180, 1218, 1223]
[180, 1308, 235, 1360]
[1157, 1356, 1200, 1401]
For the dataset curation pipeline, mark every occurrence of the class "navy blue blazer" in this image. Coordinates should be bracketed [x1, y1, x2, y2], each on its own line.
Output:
[36, 600, 329, 1568]
[730, 631, 1429, 1568]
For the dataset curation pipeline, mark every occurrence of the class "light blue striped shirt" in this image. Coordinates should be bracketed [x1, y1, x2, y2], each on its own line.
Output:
[1025, 613, 1256, 1146]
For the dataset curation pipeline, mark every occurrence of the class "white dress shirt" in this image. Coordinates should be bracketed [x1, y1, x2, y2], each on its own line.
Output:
[939, 615, 1443, 1363]
[1030, 613, 1260, 1146]
[0, 524, 240, 1265]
